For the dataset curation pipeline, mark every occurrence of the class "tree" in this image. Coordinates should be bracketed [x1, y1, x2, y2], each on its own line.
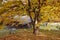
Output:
[27, 0, 46, 34]
[28, 0, 46, 34]
[0, 0, 46, 34]
[0, 0, 60, 34]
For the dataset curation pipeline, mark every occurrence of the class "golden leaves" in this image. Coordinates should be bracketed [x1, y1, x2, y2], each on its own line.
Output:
[40, 4, 60, 23]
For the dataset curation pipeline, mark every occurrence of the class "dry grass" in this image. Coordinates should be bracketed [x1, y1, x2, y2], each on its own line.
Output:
[0, 29, 60, 40]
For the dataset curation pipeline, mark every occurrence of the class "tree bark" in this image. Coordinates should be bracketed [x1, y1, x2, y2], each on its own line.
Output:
[33, 13, 37, 34]
[27, 0, 36, 34]
[27, 0, 33, 23]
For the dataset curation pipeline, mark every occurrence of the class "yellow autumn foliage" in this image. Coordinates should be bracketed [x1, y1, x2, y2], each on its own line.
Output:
[0, 0, 60, 29]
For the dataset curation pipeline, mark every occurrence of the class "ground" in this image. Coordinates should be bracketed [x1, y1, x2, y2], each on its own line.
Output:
[0, 29, 60, 40]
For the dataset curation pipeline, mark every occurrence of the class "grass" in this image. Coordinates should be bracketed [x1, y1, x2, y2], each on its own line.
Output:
[0, 28, 60, 40]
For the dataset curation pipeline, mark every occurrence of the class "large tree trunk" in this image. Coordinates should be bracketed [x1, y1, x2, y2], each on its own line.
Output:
[33, 22, 36, 34]
[32, 0, 40, 34]
[33, 13, 37, 34]
[27, 0, 36, 34]
[27, 0, 41, 34]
